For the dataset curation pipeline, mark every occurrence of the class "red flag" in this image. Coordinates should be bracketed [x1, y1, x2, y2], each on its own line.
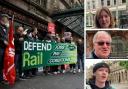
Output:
[3, 16, 16, 85]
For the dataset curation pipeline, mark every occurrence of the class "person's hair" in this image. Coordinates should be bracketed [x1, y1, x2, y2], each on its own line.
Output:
[15, 25, 23, 30]
[93, 31, 112, 44]
[95, 7, 114, 28]
[31, 27, 37, 32]
[93, 62, 110, 73]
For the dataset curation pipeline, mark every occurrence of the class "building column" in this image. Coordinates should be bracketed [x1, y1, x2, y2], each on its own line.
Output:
[121, 72, 123, 83]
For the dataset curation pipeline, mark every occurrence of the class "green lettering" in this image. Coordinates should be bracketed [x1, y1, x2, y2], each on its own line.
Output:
[37, 52, 43, 64]
[31, 56, 37, 66]
[23, 52, 30, 67]
[23, 52, 43, 68]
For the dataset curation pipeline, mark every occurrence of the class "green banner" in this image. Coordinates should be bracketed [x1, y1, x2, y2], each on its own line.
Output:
[22, 40, 77, 69]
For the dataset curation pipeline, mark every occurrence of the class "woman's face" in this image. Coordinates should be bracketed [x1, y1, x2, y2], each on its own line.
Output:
[98, 10, 111, 28]
[94, 67, 109, 83]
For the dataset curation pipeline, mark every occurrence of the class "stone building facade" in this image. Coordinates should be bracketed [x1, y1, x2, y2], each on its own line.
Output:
[109, 61, 128, 83]
[0, 0, 83, 40]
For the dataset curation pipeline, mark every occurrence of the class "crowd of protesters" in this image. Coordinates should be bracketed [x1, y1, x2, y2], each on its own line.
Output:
[0, 14, 84, 84]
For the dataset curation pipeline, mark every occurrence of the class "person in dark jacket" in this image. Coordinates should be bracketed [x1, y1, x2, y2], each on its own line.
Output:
[77, 39, 84, 72]
[86, 62, 115, 89]
[89, 31, 112, 59]
[43, 32, 56, 75]
[14, 26, 28, 80]
[65, 37, 76, 74]
[60, 37, 66, 73]
[27, 27, 38, 76]
[0, 14, 10, 83]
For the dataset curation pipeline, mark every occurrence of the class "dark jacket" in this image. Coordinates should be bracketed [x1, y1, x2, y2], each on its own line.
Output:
[77, 42, 84, 56]
[89, 51, 110, 59]
[89, 51, 100, 59]
[86, 79, 114, 89]
[14, 33, 28, 54]
[0, 24, 8, 48]
[65, 39, 71, 43]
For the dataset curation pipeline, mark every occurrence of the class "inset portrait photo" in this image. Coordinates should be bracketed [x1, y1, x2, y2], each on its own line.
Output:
[86, 30, 128, 59]
[86, 0, 128, 29]
[86, 60, 128, 89]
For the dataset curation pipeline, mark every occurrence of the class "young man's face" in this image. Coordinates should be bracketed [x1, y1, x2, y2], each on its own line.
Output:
[94, 67, 109, 83]
[94, 33, 111, 58]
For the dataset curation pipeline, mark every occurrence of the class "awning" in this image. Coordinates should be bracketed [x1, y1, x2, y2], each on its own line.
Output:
[51, 7, 84, 38]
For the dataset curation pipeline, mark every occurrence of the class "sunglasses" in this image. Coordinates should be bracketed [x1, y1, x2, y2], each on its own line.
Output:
[96, 41, 111, 46]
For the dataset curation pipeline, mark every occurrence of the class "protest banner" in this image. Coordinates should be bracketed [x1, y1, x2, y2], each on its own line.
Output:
[22, 40, 77, 70]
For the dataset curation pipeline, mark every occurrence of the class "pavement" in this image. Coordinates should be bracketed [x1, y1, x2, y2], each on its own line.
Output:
[0, 72, 84, 89]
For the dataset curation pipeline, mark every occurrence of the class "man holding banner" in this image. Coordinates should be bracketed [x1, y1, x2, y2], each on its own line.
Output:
[0, 14, 9, 84]
[1, 14, 16, 85]
[14, 25, 31, 80]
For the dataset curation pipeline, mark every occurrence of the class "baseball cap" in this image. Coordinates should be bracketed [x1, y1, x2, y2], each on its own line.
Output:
[93, 62, 110, 73]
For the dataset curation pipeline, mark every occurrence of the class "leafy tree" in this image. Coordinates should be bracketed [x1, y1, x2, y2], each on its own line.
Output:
[119, 61, 128, 69]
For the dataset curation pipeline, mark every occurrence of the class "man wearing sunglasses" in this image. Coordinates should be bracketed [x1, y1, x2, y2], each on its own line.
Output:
[89, 31, 112, 59]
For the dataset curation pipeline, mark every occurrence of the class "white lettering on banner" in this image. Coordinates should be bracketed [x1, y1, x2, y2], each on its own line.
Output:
[29, 42, 32, 50]
[48, 58, 70, 63]
[24, 41, 28, 50]
[37, 43, 41, 50]
[33, 42, 37, 50]
[24, 41, 52, 51]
